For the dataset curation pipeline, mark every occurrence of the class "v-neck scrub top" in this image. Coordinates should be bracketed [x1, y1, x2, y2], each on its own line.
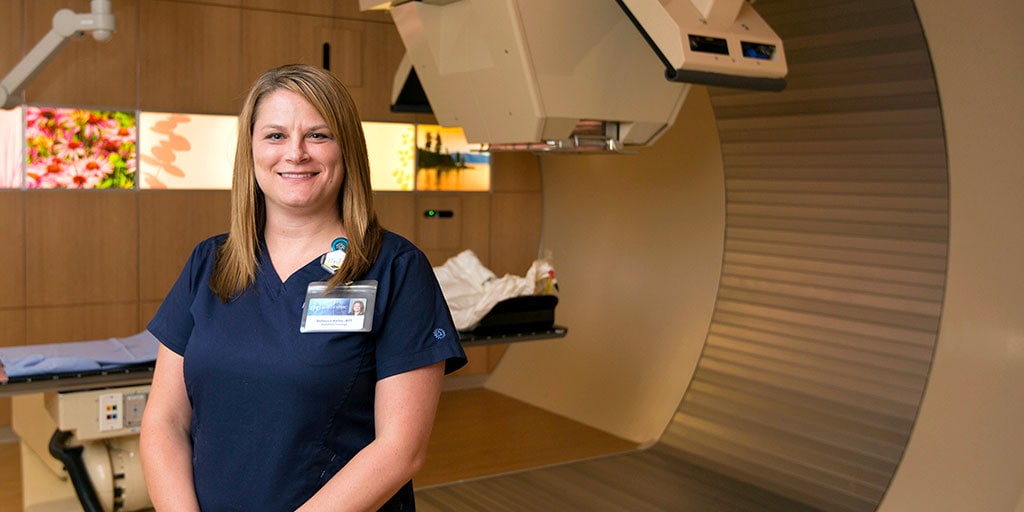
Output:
[147, 231, 467, 511]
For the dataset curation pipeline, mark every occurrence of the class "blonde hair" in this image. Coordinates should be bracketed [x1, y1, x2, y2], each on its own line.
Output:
[210, 64, 383, 301]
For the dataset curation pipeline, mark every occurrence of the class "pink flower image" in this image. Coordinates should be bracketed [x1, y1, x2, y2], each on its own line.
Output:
[63, 158, 108, 188]
[26, 108, 76, 135]
[26, 157, 67, 188]
[104, 124, 135, 149]
[24, 107, 136, 189]
[52, 131, 88, 160]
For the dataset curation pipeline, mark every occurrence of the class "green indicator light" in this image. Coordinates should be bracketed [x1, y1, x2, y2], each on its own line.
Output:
[426, 209, 436, 217]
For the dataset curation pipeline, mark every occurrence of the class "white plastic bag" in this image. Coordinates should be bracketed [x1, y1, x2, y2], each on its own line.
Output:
[434, 250, 555, 331]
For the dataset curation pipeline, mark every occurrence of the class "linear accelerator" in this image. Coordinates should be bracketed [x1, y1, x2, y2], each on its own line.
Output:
[1, 1, 786, 510]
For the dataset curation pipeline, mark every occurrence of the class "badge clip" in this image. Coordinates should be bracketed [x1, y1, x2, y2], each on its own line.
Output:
[321, 237, 348, 274]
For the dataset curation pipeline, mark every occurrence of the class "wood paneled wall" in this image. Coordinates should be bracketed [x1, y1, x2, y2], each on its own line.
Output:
[2, 0, 406, 120]
[660, 1, 947, 511]
[0, 1, 545, 426]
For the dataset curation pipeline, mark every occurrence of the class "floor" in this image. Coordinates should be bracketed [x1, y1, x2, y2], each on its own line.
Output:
[0, 388, 636, 511]
[417, 444, 822, 512]
[417, 388, 637, 487]
[0, 388, 818, 511]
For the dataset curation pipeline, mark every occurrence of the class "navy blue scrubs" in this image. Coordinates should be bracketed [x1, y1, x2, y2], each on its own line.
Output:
[148, 231, 467, 511]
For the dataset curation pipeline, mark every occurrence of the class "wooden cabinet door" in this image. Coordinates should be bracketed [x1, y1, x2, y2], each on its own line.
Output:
[0, 192, 25, 309]
[24, 0, 139, 109]
[240, 9, 334, 86]
[331, 18, 420, 123]
[415, 193, 490, 267]
[139, 1, 243, 114]
[24, 191, 139, 306]
[0, 0, 23, 101]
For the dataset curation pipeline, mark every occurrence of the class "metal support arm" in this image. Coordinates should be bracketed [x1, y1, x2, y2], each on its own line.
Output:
[0, 0, 115, 109]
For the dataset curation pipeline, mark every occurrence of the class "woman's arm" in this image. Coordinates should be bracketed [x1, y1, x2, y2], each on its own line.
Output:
[297, 361, 446, 512]
[140, 344, 201, 512]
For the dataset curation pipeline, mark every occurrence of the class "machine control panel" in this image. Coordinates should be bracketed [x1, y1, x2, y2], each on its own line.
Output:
[98, 392, 123, 431]
[98, 391, 148, 432]
[123, 391, 147, 429]
[48, 385, 151, 441]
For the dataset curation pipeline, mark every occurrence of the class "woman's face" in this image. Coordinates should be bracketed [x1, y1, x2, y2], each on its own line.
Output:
[352, 301, 363, 313]
[252, 89, 343, 218]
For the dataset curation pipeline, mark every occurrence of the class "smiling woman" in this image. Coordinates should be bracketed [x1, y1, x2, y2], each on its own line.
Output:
[140, 64, 467, 512]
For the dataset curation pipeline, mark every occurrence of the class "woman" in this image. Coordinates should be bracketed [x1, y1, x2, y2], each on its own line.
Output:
[141, 64, 467, 511]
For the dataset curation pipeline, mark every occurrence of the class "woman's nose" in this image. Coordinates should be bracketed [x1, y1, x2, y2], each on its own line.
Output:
[286, 138, 310, 163]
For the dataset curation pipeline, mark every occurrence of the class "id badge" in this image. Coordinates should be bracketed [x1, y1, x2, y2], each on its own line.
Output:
[300, 280, 377, 333]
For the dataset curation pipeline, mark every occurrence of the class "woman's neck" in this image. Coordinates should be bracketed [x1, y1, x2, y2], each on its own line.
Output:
[264, 211, 346, 282]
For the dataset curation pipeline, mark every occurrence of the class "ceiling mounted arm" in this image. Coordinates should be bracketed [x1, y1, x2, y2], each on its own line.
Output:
[1, 0, 116, 109]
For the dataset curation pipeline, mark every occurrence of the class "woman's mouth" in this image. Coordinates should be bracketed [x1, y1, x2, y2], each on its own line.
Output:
[278, 172, 319, 179]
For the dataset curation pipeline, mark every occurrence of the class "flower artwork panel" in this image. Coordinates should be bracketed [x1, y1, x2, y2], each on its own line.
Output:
[25, 107, 137, 189]
[416, 125, 490, 191]
[138, 112, 236, 189]
[0, 107, 22, 188]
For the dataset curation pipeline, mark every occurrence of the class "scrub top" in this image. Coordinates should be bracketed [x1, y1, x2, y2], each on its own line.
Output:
[147, 231, 467, 511]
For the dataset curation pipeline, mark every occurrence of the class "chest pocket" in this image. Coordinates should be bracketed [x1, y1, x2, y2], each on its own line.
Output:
[291, 331, 373, 367]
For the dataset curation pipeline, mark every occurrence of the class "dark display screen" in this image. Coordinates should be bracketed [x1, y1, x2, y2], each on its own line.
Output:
[688, 35, 730, 55]
[741, 41, 777, 60]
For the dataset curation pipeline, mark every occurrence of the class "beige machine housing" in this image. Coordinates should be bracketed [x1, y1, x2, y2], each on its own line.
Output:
[13, 386, 152, 512]
[364, 0, 786, 150]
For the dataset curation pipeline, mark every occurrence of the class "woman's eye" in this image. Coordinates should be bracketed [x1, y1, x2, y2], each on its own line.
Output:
[266, 133, 284, 141]
[310, 132, 331, 140]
